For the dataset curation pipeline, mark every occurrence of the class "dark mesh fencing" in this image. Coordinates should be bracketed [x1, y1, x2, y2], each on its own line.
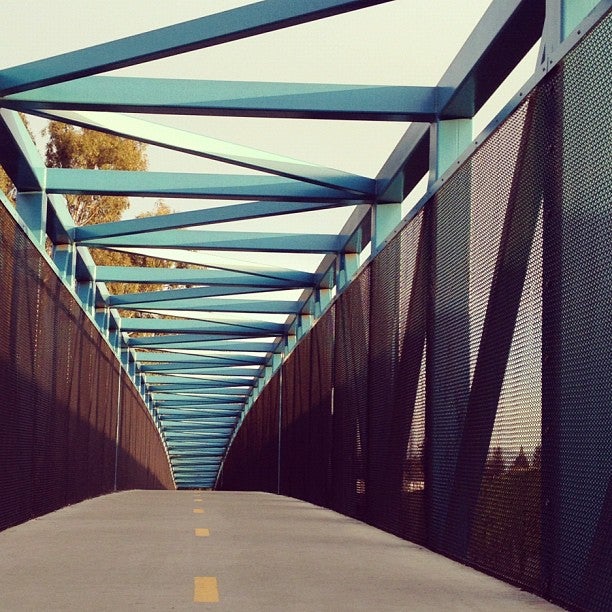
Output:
[332, 269, 370, 519]
[219, 16, 610, 610]
[218, 374, 280, 492]
[116, 373, 175, 491]
[0, 205, 173, 532]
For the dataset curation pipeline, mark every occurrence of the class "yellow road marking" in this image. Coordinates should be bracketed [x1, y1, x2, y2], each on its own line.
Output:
[194, 577, 219, 603]
[193, 508, 204, 514]
[195, 528, 210, 537]
[194, 498, 203, 502]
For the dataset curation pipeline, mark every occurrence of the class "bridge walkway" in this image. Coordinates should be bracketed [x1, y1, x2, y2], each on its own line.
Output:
[0, 491, 560, 611]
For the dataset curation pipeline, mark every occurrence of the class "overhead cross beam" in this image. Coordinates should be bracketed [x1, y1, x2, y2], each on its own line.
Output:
[79, 229, 346, 253]
[75, 200, 365, 241]
[46, 168, 366, 201]
[0, 0, 393, 95]
[95, 267, 317, 287]
[26, 110, 374, 194]
[4, 77, 450, 121]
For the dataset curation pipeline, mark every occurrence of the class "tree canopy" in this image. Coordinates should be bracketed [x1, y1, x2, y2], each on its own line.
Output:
[45, 121, 147, 226]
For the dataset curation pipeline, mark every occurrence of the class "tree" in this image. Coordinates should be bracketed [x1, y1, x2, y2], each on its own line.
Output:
[1, 114, 34, 204]
[0, 166, 15, 203]
[43, 122, 191, 314]
[511, 446, 530, 471]
[90, 201, 181, 305]
[531, 445, 542, 470]
[484, 446, 505, 479]
[44, 121, 147, 226]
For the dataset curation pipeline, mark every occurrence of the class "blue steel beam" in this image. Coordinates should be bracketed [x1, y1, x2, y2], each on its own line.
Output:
[439, 0, 546, 117]
[148, 368, 261, 378]
[138, 351, 267, 364]
[172, 462, 225, 468]
[5, 77, 442, 121]
[169, 447, 227, 453]
[122, 298, 304, 314]
[170, 455, 225, 460]
[111, 286, 279, 307]
[75, 199, 364, 241]
[46, 169, 363, 201]
[0, 109, 45, 191]
[0, 0, 393, 95]
[166, 439, 229, 445]
[121, 318, 285, 334]
[376, 0, 546, 196]
[142, 363, 264, 373]
[135, 341, 276, 352]
[131, 337, 276, 352]
[160, 415, 241, 422]
[95, 267, 316, 287]
[160, 417, 239, 424]
[28, 110, 374, 195]
[172, 468, 222, 478]
[156, 402, 244, 409]
[172, 464, 224, 469]
[157, 405, 243, 412]
[149, 383, 251, 392]
[161, 422, 234, 430]
[145, 375, 257, 385]
[154, 394, 244, 409]
[164, 430, 233, 438]
[154, 391, 249, 399]
[79, 229, 345, 253]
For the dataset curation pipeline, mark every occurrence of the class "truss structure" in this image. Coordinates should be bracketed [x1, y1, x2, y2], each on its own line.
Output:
[0, 0, 607, 488]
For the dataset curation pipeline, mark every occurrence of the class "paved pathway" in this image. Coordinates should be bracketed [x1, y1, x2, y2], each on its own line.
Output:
[0, 491, 560, 611]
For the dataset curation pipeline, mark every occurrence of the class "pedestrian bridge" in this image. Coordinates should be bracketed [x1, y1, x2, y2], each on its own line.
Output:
[0, 2, 610, 611]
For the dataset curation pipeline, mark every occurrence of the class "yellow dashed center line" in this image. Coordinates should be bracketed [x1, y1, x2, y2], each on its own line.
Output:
[194, 576, 219, 603]
[195, 528, 210, 537]
[193, 508, 204, 514]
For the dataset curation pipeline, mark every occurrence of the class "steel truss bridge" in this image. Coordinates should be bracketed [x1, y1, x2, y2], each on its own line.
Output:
[0, 2, 610, 609]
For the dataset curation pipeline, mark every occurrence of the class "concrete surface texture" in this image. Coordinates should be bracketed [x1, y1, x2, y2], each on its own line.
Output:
[0, 490, 561, 611]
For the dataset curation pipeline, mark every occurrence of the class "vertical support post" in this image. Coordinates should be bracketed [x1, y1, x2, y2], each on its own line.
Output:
[373, 203, 402, 253]
[428, 119, 472, 187]
[286, 321, 297, 353]
[95, 307, 110, 337]
[317, 267, 334, 316]
[114, 357, 123, 492]
[277, 359, 283, 495]
[541, 0, 599, 66]
[373, 172, 403, 254]
[52, 243, 76, 286]
[272, 350, 283, 373]
[77, 279, 96, 315]
[337, 224, 363, 291]
[16, 191, 47, 245]
[297, 296, 314, 340]
[426, 124, 472, 550]
[561, 0, 599, 39]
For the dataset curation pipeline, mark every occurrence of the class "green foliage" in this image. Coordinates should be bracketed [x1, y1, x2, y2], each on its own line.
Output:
[0, 166, 15, 203]
[44, 121, 147, 226]
[0, 114, 33, 205]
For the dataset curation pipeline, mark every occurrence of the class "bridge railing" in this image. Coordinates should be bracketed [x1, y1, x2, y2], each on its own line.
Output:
[218, 11, 611, 611]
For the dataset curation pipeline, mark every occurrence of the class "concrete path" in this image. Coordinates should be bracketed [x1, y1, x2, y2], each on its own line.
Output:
[0, 491, 560, 611]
